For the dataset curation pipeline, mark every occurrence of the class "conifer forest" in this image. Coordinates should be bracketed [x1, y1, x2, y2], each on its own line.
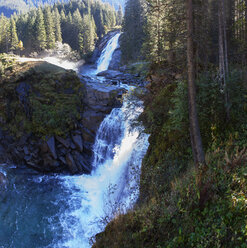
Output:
[0, 0, 247, 248]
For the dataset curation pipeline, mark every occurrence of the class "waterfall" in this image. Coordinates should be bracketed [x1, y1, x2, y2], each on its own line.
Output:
[51, 98, 149, 248]
[96, 33, 121, 73]
[0, 31, 149, 248]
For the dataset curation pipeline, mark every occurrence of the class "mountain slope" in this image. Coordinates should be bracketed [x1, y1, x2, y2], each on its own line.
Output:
[0, 0, 29, 17]
[0, 0, 125, 17]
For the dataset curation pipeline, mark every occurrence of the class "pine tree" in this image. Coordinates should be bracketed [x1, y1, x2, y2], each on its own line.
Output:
[35, 7, 47, 51]
[44, 6, 55, 49]
[53, 7, 62, 43]
[9, 17, 19, 51]
[116, 5, 123, 26]
[81, 14, 97, 54]
[94, 2, 105, 38]
[72, 8, 83, 50]
[121, 0, 146, 62]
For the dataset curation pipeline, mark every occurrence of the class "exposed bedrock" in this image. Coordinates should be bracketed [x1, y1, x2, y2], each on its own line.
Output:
[0, 61, 125, 174]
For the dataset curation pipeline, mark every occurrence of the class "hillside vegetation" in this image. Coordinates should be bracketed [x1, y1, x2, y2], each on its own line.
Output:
[93, 0, 247, 247]
[0, 0, 124, 17]
[0, 54, 84, 138]
[0, 0, 123, 58]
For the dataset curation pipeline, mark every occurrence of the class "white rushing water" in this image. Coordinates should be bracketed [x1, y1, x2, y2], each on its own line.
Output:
[52, 99, 149, 248]
[0, 32, 149, 248]
[50, 32, 149, 247]
[96, 33, 121, 73]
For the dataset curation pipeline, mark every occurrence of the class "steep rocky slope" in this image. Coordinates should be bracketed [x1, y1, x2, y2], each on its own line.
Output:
[0, 55, 124, 174]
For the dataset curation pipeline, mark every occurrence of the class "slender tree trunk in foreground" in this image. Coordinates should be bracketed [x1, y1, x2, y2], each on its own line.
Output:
[219, 0, 230, 121]
[186, 0, 205, 166]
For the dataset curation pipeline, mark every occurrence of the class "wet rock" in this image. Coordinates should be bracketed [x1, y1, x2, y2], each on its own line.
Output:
[56, 136, 70, 149]
[40, 141, 48, 153]
[59, 156, 66, 164]
[24, 155, 32, 162]
[43, 154, 59, 168]
[72, 134, 83, 152]
[46, 136, 57, 159]
[19, 134, 30, 146]
[81, 127, 95, 144]
[108, 48, 122, 70]
[23, 146, 29, 155]
[70, 140, 76, 150]
[0, 144, 7, 163]
[96, 70, 123, 78]
[0, 172, 8, 190]
[66, 153, 78, 174]
[73, 151, 91, 174]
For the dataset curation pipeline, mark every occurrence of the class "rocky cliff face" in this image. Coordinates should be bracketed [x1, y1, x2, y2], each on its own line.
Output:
[0, 58, 125, 174]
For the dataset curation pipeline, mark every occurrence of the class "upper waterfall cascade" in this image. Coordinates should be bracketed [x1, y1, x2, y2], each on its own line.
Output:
[96, 33, 121, 73]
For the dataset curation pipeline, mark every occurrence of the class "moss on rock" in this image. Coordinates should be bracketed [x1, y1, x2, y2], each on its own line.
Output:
[0, 56, 84, 139]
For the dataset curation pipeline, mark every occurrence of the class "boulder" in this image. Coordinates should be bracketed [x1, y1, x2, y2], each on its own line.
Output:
[96, 70, 123, 79]
[72, 134, 83, 152]
[23, 146, 29, 155]
[66, 153, 78, 174]
[108, 48, 122, 70]
[73, 151, 91, 174]
[46, 136, 57, 159]
[56, 136, 70, 148]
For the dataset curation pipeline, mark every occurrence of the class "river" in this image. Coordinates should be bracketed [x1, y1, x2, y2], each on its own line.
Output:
[0, 33, 149, 248]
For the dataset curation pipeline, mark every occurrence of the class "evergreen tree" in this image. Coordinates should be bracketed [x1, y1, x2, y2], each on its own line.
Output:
[44, 6, 55, 49]
[9, 17, 19, 51]
[0, 13, 10, 53]
[93, 2, 105, 38]
[116, 5, 123, 26]
[72, 8, 83, 50]
[81, 14, 97, 55]
[53, 7, 62, 42]
[187, 0, 205, 166]
[0, 0, 118, 56]
[121, 0, 146, 62]
[35, 7, 47, 50]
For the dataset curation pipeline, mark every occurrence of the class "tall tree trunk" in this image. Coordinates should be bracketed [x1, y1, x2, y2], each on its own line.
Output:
[245, 0, 247, 64]
[219, 0, 230, 120]
[186, 0, 205, 166]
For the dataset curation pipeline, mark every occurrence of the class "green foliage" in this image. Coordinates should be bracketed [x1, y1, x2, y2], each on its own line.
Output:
[44, 6, 55, 49]
[0, 0, 118, 57]
[0, 59, 84, 138]
[9, 17, 19, 51]
[93, 66, 247, 247]
[35, 7, 46, 51]
[121, 0, 146, 63]
[93, 149, 247, 248]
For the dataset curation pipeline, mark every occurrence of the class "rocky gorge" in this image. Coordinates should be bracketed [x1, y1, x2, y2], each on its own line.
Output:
[0, 56, 126, 174]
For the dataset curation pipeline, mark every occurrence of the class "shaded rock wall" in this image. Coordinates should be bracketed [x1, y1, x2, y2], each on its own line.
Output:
[0, 60, 125, 174]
